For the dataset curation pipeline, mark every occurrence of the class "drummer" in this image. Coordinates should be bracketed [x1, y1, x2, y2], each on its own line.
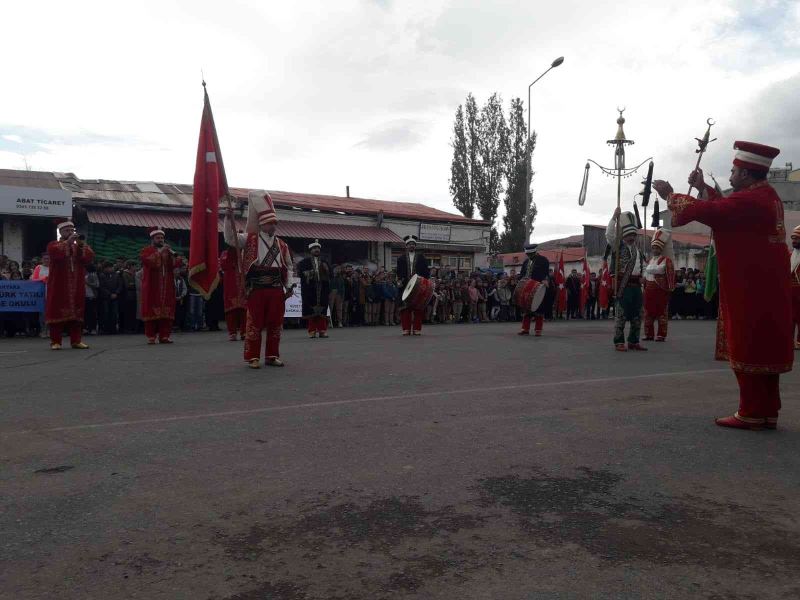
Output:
[518, 242, 553, 336]
[396, 235, 430, 336]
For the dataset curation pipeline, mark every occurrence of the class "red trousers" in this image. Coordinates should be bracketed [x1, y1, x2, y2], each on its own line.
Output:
[399, 308, 423, 333]
[521, 314, 543, 333]
[225, 308, 247, 336]
[644, 313, 668, 339]
[49, 321, 81, 345]
[244, 288, 284, 361]
[735, 372, 781, 419]
[307, 315, 328, 334]
[145, 319, 172, 341]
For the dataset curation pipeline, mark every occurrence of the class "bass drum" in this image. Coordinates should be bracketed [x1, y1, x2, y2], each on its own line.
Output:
[513, 278, 547, 313]
[402, 275, 434, 310]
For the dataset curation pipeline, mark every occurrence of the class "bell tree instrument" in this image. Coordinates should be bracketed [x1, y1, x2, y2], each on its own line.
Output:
[577, 108, 653, 296]
[687, 118, 717, 195]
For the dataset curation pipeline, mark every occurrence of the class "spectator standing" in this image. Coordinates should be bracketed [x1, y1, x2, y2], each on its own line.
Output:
[174, 269, 188, 331]
[84, 263, 99, 335]
[188, 284, 205, 331]
[329, 266, 346, 327]
[684, 274, 697, 319]
[206, 277, 225, 331]
[120, 260, 138, 333]
[467, 279, 479, 322]
[496, 277, 512, 321]
[98, 261, 123, 334]
[476, 280, 488, 322]
[31, 253, 50, 338]
[566, 269, 581, 319]
[586, 272, 599, 320]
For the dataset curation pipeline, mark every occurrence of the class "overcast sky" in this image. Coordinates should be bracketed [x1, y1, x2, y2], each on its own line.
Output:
[1, 0, 799, 241]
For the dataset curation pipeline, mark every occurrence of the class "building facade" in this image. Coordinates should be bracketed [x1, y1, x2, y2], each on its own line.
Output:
[0, 169, 490, 272]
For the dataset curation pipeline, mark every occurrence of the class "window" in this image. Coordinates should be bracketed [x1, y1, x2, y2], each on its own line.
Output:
[460, 257, 472, 270]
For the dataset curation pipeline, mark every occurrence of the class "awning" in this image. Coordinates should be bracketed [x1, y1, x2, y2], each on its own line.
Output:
[85, 207, 402, 243]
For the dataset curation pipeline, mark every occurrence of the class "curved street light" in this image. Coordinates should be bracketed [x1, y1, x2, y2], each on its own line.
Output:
[526, 56, 564, 243]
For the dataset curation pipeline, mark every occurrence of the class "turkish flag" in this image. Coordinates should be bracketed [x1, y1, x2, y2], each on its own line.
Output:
[599, 259, 611, 310]
[579, 255, 590, 313]
[188, 84, 228, 299]
[555, 251, 567, 314]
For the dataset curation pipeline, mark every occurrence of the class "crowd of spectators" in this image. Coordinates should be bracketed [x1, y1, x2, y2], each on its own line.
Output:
[0, 252, 719, 339]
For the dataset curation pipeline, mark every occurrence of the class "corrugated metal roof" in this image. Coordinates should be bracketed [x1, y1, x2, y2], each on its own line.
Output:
[45, 170, 486, 224]
[0, 169, 62, 189]
[85, 207, 403, 243]
[499, 249, 586, 267]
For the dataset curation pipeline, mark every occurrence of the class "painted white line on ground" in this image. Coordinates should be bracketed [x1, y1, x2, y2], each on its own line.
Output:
[2, 368, 730, 436]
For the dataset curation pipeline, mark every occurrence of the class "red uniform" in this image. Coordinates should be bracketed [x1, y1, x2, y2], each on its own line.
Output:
[220, 248, 247, 338]
[644, 255, 675, 340]
[45, 239, 95, 345]
[239, 232, 293, 362]
[790, 249, 800, 345]
[670, 180, 793, 423]
[140, 246, 182, 342]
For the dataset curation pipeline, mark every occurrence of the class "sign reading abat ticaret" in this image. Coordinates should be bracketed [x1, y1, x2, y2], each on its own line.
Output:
[0, 185, 72, 218]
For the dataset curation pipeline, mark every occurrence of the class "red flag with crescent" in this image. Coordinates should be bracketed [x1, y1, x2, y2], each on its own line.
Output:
[188, 84, 228, 299]
[556, 251, 567, 314]
[599, 259, 611, 310]
[579, 254, 590, 313]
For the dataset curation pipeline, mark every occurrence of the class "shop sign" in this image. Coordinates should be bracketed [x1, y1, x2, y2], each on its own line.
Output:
[419, 223, 451, 242]
[0, 185, 72, 218]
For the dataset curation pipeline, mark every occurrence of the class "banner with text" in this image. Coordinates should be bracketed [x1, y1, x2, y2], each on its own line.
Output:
[0, 280, 45, 312]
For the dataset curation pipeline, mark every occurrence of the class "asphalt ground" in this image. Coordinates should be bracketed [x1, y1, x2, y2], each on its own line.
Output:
[1, 319, 799, 600]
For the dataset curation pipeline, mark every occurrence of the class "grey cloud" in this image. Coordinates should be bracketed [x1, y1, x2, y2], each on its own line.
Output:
[355, 119, 428, 150]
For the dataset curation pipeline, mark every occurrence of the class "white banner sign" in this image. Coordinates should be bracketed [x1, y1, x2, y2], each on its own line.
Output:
[284, 276, 302, 317]
[419, 223, 451, 242]
[0, 185, 72, 218]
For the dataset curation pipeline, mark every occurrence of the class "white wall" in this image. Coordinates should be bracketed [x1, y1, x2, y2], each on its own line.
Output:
[1, 218, 24, 263]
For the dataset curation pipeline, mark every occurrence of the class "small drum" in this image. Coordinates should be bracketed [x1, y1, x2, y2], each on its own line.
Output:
[402, 275, 434, 310]
[513, 278, 547, 313]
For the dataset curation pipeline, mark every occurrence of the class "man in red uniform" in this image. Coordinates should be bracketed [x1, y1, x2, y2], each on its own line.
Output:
[225, 191, 294, 368]
[46, 219, 95, 350]
[790, 225, 800, 350]
[140, 227, 182, 344]
[396, 235, 430, 336]
[655, 141, 792, 430]
[643, 228, 676, 342]
[220, 242, 246, 341]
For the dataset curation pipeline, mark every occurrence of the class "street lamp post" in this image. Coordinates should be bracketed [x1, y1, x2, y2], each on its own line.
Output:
[525, 56, 564, 244]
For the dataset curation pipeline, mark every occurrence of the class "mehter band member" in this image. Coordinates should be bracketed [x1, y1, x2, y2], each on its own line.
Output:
[46, 219, 95, 350]
[517, 242, 553, 336]
[225, 191, 294, 369]
[396, 235, 430, 336]
[607, 209, 646, 352]
[220, 243, 247, 341]
[643, 228, 675, 342]
[656, 140, 792, 430]
[298, 239, 331, 338]
[140, 227, 182, 344]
